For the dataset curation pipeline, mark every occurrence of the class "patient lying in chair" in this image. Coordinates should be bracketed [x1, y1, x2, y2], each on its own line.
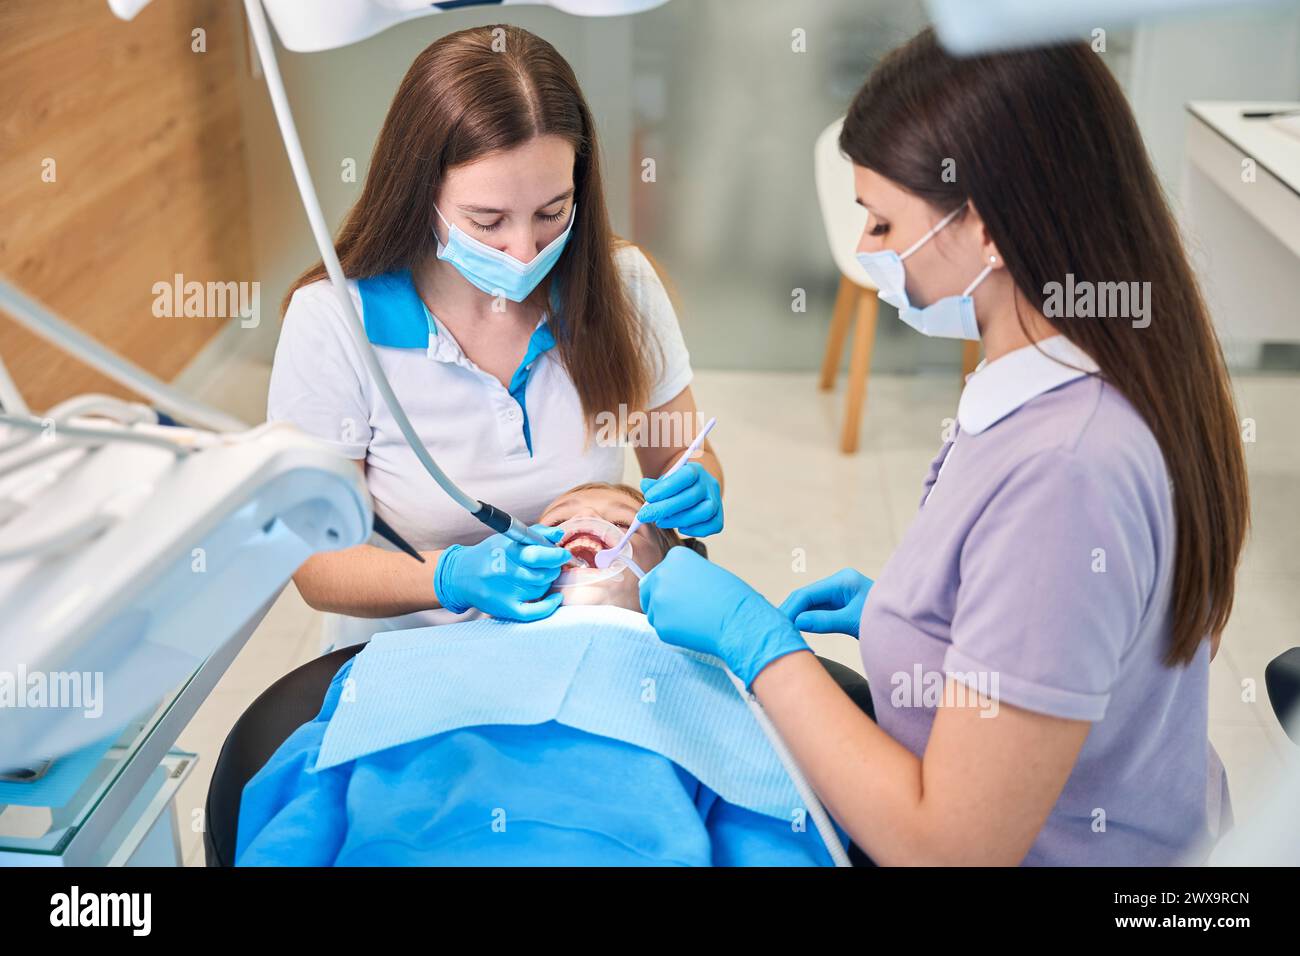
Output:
[236, 483, 838, 867]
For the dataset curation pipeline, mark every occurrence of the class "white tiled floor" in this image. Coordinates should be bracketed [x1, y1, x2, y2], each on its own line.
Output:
[174, 361, 1299, 865]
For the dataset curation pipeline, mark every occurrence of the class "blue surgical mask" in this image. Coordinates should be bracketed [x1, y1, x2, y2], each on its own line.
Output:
[434, 203, 576, 302]
[855, 205, 994, 341]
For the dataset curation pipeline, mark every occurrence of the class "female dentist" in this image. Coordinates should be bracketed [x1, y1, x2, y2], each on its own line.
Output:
[641, 29, 1248, 866]
[268, 25, 722, 651]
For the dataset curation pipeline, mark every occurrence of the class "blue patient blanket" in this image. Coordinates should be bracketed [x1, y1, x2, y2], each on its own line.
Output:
[236, 606, 836, 866]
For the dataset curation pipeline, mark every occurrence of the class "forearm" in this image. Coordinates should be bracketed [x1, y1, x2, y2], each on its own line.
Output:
[694, 443, 724, 494]
[639, 440, 723, 490]
[752, 652, 957, 865]
[293, 544, 445, 618]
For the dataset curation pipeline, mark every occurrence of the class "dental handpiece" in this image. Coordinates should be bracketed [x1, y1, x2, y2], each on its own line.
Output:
[471, 500, 555, 548]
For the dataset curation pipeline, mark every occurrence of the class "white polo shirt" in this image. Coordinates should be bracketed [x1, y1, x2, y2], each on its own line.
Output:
[268, 244, 692, 649]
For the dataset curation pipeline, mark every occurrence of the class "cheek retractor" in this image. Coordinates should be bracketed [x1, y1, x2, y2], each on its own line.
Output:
[593, 416, 716, 571]
[552, 516, 644, 587]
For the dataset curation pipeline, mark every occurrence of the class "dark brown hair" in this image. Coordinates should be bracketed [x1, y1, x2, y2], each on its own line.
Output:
[840, 28, 1248, 665]
[284, 24, 651, 425]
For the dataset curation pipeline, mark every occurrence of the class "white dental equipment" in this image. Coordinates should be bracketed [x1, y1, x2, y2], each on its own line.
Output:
[593, 415, 716, 572]
[926, 0, 1292, 54]
[0, 415, 371, 767]
[255, 0, 669, 53]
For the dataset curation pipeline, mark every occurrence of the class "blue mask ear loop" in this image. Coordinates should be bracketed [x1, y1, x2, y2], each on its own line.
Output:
[433, 205, 509, 264]
[898, 204, 967, 262]
[433, 206, 454, 249]
[963, 255, 997, 296]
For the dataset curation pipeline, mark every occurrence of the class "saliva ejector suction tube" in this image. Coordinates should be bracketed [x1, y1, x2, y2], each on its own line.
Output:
[552, 516, 645, 587]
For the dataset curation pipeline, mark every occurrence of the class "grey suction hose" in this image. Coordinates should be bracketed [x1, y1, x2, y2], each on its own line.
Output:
[724, 668, 852, 867]
[243, 0, 547, 548]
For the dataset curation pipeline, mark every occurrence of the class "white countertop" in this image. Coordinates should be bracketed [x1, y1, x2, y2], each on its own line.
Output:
[1187, 100, 1300, 195]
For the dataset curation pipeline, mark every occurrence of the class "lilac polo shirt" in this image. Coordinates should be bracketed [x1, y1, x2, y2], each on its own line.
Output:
[858, 335, 1231, 865]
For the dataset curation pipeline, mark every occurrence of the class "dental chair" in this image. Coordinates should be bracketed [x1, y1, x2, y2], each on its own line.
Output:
[203, 540, 878, 867]
[1266, 646, 1300, 746]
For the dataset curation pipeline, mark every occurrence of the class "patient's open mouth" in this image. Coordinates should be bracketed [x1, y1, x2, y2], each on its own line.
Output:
[560, 531, 609, 569]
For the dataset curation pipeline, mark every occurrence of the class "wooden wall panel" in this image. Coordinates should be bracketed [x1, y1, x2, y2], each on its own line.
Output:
[0, 0, 252, 412]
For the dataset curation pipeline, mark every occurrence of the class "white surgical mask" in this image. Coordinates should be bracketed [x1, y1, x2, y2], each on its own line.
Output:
[434, 203, 575, 302]
[855, 205, 994, 341]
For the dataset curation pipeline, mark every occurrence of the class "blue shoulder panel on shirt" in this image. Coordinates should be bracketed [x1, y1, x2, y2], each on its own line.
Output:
[357, 271, 429, 348]
[510, 321, 558, 456]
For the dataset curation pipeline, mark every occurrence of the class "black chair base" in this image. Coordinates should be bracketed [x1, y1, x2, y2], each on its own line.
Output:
[204, 643, 364, 867]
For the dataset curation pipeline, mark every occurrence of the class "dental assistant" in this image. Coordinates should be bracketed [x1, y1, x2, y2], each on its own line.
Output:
[267, 25, 722, 652]
[641, 29, 1248, 865]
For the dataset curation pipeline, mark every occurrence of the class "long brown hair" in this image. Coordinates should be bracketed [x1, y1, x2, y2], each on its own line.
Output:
[841, 28, 1248, 665]
[284, 24, 651, 425]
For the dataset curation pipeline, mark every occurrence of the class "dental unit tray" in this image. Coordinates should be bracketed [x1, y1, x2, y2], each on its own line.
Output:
[0, 420, 370, 768]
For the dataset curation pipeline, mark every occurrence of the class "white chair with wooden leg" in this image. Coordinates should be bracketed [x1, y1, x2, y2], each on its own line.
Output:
[814, 119, 879, 455]
[820, 275, 879, 455]
[814, 118, 980, 454]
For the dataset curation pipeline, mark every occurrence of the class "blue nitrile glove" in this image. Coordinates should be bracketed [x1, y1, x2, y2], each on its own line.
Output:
[434, 524, 571, 622]
[639, 547, 810, 688]
[637, 462, 723, 537]
[779, 569, 875, 639]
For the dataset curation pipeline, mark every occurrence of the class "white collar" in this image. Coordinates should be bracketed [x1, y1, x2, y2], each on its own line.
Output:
[957, 335, 1100, 435]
